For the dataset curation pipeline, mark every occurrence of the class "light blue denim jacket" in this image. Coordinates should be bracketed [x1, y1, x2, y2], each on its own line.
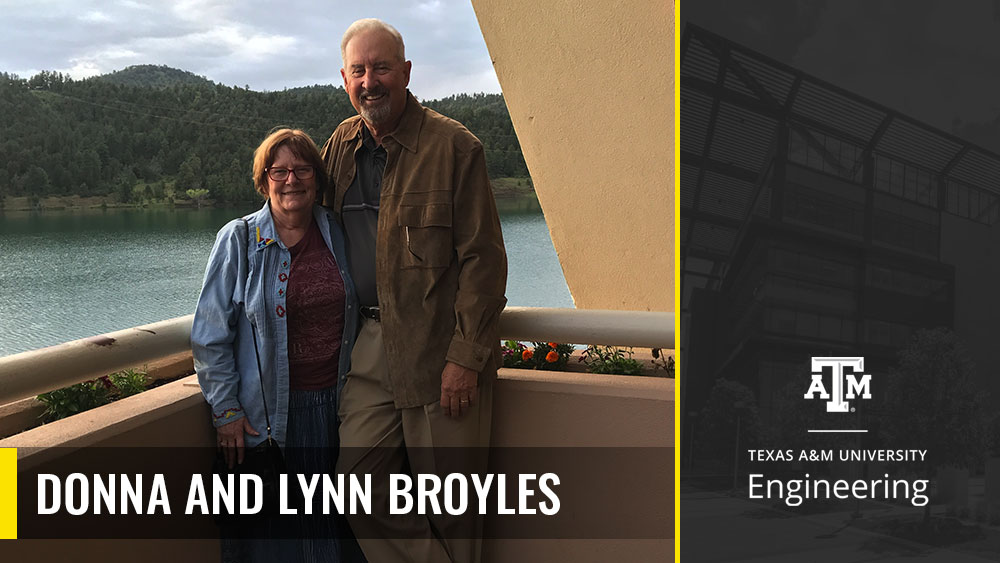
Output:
[191, 202, 358, 448]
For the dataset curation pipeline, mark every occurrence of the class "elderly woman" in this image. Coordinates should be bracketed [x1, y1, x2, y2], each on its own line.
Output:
[192, 128, 361, 562]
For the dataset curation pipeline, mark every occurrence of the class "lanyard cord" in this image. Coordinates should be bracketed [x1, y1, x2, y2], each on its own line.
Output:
[240, 218, 273, 441]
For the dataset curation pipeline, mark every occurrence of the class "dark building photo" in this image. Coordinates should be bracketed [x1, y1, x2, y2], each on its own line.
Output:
[681, 17, 1000, 562]
[681, 22, 1000, 414]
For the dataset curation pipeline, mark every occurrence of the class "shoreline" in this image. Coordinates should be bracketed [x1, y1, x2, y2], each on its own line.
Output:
[2, 181, 537, 213]
[0, 184, 538, 214]
[0, 195, 202, 213]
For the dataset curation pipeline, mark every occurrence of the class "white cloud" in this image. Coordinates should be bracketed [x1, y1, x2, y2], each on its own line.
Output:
[169, 0, 232, 23]
[62, 60, 105, 79]
[411, 63, 500, 100]
[79, 10, 111, 23]
[412, 0, 444, 20]
[54, 46, 140, 78]
[1, 0, 497, 96]
[149, 25, 298, 62]
[117, 0, 152, 10]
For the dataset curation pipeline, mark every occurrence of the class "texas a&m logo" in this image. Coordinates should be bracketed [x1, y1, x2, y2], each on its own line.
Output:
[804, 357, 871, 413]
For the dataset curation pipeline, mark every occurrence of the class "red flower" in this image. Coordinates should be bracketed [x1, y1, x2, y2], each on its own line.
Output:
[545, 350, 559, 363]
[522, 349, 533, 361]
[548, 342, 558, 348]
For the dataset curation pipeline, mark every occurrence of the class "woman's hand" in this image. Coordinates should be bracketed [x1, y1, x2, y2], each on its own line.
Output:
[217, 417, 260, 469]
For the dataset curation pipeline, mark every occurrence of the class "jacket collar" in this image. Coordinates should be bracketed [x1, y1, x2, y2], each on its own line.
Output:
[341, 90, 423, 154]
[248, 201, 279, 251]
[247, 202, 331, 251]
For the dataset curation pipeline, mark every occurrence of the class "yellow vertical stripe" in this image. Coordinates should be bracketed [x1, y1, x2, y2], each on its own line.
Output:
[0, 448, 16, 539]
[674, 1, 682, 560]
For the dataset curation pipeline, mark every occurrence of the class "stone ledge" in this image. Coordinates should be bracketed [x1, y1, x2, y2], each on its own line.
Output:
[498, 367, 673, 400]
[0, 362, 673, 562]
[0, 351, 194, 440]
[0, 375, 209, 467]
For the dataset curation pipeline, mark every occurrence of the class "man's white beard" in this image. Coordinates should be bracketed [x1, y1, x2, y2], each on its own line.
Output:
[360, 100, 392, 125]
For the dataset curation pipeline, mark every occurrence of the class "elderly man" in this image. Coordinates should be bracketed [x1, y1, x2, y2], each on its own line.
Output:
[321, 18, 507, 563]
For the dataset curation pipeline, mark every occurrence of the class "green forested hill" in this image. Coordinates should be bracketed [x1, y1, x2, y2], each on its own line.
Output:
[0, 68, 529, 205]
[96, 65, 215, 89]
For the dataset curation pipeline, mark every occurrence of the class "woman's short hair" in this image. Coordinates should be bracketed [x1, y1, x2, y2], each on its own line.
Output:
[251, 128, 327, 199]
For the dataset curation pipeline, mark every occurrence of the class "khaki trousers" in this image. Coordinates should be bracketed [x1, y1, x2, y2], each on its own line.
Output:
[337, 318, 491, 563]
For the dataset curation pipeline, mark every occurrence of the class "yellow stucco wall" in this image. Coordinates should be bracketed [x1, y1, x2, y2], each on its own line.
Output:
[472, 0, 674, 312]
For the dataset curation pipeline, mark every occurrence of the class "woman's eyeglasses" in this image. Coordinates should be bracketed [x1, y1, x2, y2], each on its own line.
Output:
[266, 166, 315, 182]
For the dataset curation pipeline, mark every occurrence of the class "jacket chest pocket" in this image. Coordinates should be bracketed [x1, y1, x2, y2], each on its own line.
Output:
[398, 202, 453, 269]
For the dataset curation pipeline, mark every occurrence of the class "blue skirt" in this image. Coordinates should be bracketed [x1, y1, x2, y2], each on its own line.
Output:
[222, 386, 366, 563]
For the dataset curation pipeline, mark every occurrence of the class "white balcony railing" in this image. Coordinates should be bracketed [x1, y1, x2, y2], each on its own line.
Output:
[0, 307, 674, 406]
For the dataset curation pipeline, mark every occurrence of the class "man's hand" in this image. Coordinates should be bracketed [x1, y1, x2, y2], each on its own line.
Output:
[440, 361, 479, 418]
[217, 417, 260, 469]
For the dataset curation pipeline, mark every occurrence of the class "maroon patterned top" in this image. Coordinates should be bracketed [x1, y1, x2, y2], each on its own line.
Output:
[286, 220, 345, 390]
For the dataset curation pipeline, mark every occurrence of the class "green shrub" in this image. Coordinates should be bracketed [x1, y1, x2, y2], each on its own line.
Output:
[37, 367, 149, 421]
[109, 368, 148, 398]
[36, 380, 110, 420]
[579, 345, 645, 375]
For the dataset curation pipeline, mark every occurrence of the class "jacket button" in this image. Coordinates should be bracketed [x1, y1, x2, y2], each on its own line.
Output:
[276, 305, 285, 317]
[278, 273, 288, 282]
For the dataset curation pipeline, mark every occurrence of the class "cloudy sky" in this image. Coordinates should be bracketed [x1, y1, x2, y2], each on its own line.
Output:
[0, 0, 501, 99]
[682, 0, 1000, 141]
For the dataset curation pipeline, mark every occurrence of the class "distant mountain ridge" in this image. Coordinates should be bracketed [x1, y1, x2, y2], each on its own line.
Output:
[0, 67, 529, 205]
[93, 65, 215, 88]
[92, 65, 344, 94]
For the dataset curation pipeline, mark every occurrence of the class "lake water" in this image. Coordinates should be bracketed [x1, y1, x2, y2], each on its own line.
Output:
[0, 198, 572, 357]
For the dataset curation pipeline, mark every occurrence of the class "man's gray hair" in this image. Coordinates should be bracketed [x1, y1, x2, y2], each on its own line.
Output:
[341, 18, 406, 64]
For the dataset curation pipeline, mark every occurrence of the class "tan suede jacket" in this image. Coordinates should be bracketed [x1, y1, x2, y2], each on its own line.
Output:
[320, 92, 508, 408]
